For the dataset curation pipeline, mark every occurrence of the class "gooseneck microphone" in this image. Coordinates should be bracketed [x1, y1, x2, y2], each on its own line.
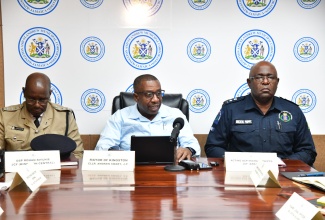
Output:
[165, 117, 186, 172]
[170, 117, 185, 143]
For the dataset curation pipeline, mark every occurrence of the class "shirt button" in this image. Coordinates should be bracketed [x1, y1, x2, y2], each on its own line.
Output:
[263, 128, 266, 130]
[263, 140, 266, 142]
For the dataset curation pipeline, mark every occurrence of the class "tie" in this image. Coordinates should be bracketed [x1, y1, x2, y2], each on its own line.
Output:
[34, 117, 40, 128]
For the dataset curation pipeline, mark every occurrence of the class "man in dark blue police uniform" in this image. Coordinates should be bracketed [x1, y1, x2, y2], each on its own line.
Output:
[205, 61, 316, 166]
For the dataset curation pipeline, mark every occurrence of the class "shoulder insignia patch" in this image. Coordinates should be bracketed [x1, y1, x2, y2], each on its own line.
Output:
[2, 104, 23, 112]
[279, 97, 299, 106]
[51, 103, 71, 112]
[223, 96, 245, 105]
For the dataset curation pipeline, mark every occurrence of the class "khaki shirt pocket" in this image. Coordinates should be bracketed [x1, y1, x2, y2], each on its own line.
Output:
[5, 127, 27, 151]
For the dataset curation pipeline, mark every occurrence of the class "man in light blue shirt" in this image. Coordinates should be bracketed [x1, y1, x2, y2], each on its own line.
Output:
[95, 74, 200, 161]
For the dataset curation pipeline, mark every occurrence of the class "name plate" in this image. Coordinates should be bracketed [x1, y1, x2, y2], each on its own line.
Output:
[250, 161, 281, 188]
[5, 151, 61, 172]
[82, 150, 135, 171]
[276, 192, 323, 220]
[224, 152, 279, 187]
[225, 152, 278, 173]
[9, 166, 47, 192]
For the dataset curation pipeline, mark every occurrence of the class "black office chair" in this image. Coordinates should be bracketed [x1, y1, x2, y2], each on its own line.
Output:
[112, 92, 190, 121]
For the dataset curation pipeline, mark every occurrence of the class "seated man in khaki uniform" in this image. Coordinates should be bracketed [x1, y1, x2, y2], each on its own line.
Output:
[0, 72, 84, 158]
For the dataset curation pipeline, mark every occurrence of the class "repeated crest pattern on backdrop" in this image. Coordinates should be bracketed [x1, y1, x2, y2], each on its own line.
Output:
[1, 0, 324, 134]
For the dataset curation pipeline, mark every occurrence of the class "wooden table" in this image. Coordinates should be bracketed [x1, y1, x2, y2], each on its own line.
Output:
[0, 158, 324, 220]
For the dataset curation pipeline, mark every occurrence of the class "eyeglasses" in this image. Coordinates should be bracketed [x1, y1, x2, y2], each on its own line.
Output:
[135, 90, 165, 99]
[249, 75, 278, 83]
[25, 98, 50, 105]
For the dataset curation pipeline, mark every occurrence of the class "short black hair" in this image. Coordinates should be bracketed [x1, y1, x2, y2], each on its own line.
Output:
[133, 74, 159, 92]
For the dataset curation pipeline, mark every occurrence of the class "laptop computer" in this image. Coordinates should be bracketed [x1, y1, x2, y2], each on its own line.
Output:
[130, 136, 175, 165]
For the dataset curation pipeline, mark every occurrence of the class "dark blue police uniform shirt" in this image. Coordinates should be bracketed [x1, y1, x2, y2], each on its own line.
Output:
[205, 94, 316, 166]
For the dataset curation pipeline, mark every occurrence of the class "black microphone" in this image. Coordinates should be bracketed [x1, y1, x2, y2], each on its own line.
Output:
[165, 117, 186, 172]
[170, 117, 184, 143]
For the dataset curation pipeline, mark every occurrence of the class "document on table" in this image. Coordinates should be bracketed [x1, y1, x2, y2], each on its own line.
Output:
[292, 176, 325, 191]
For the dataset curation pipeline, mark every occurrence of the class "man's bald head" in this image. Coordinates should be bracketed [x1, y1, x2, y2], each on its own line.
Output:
[24, 72, 51, 93]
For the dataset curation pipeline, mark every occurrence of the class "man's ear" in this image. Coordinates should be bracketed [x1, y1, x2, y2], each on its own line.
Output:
[133, 93, 139, 102]
[22, 87, 26, 97]
[49, 89, 52, 96]
[246, 78, 252, 89]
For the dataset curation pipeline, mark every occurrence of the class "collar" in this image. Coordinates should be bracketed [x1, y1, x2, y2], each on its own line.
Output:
[244, 95, 282, 113]
[31, 113, 44, 119]
[128, 103, 170, 122]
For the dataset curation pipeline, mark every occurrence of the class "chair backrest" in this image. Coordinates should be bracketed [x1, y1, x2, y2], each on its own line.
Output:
[112, 92, 190, 121]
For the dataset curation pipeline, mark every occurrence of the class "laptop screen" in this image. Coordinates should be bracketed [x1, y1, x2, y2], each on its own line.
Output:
[130, 136, 175, 165]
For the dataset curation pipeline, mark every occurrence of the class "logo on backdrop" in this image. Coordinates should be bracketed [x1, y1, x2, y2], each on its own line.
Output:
[17, 0, 59, 15]
[186, 89, 210, 113]
[291, 89, 316, 113]
[123, 0, 163, 16]
[237, 0, 277, 18]
[81, 88, 106, 113]
[18, 27, 61, 69]
[80, 0, 103, 9]
[188, 0, 212, 10]
[123, 29, 163, 70]
[297, 0, 321, 9]
[80, 36, 105, 62]
[293, 37, 319, 62]
[187, 38, 211, 63]
[20, 83, 62, 105]
[234, 83, 251, 98]
[126, 84, 134, 92]
[235, 29, 275, 69]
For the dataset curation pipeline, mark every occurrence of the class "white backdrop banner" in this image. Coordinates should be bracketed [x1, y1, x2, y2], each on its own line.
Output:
[1, 0, 324, 134]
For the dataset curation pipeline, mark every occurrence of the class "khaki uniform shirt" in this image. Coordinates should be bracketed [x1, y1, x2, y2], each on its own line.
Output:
[0, 102, 84, 158]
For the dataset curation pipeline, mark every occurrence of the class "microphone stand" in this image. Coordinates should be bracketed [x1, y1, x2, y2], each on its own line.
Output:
[164, 137, 185, 172]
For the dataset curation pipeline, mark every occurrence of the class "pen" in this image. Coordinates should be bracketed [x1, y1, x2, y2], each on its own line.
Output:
[277, 121, 281, 130]
[298, 172, 324, 177]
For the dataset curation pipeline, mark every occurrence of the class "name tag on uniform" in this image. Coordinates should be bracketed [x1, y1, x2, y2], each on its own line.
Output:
[11, 126, 24, 131]
[235, 119, 252, 125]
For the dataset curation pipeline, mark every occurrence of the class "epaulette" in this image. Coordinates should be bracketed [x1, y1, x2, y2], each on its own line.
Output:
[1, 104, 23, 112]
[51, 103, 72, 112]
[279, 97, 299, 106]
[222, 96, 245, 106]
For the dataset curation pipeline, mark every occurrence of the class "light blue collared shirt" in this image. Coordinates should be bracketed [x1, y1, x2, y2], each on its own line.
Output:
[95, 104, 200, 156]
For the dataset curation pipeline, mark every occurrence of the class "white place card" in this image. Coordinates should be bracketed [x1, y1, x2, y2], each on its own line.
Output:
[225, 152, 278, 171]
[250, 161, 281, 188]
[82, 150, 135, 171]
[5, 151, 61, 172]
[225, 152, 279, 175]
[224, 152, 279, 187]
[276, 192, 323, 220]
[9, 166, 47, 192]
